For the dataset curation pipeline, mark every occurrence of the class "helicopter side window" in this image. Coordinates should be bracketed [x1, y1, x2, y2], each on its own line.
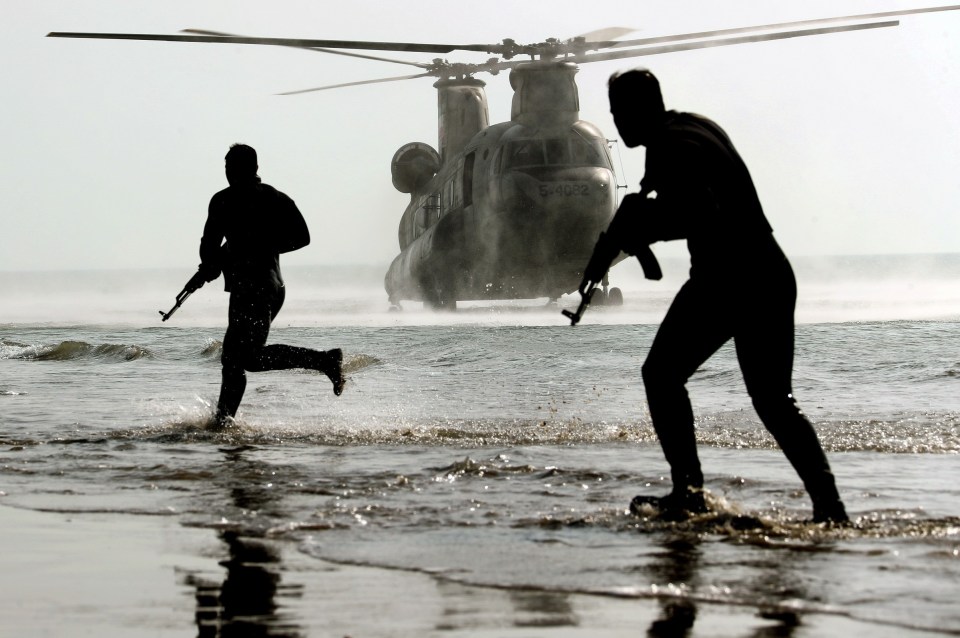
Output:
[414, 192, 440, 236]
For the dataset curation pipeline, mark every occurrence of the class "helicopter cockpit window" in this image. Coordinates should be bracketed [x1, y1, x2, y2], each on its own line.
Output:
[504, 140, 545, 169]
[503, 138, 608, 169]
[569, 136, 605, 166]
[544, 139, 568, 166]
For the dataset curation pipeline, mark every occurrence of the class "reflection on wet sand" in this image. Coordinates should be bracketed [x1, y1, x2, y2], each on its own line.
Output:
[642, 529, 809, 638]
[190, 532, 304, 637]
[645, 535, 701, 637]
[187, 447, 305, 637]
[508, 589, 577, 628]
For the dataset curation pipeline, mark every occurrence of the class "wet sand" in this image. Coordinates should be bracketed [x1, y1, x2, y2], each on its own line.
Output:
[0, 504, 934, 637]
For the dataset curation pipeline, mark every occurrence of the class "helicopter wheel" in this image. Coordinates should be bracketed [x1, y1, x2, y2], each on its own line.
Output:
[607, 287, 623, 306]
[592, 288, 608, 306]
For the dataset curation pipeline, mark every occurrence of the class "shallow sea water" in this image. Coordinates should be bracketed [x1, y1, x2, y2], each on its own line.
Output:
[1, 257, 959, 636]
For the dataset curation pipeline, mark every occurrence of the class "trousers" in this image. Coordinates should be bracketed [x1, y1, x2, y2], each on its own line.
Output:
[216, 281, 326, 420]
[640, 250, 842, 506]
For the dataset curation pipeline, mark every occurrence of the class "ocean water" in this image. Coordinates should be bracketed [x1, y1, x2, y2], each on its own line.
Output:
[2, 255, 959, 636]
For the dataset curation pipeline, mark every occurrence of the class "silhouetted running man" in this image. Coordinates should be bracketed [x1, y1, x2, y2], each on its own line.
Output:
[605, 70, 847, 523]
[195, 144, 344, 428]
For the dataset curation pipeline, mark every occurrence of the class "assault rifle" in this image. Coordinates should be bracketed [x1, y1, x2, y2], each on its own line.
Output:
[159, 269, 207, 322]
[563, 193, 662, 326]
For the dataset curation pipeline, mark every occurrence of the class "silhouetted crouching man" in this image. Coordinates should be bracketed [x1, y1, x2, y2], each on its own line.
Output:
[197, 144, 344, 427]
[606, 70, 847, 523]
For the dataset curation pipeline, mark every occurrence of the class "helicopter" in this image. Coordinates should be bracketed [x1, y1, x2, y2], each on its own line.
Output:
[48, 5, 959, 310]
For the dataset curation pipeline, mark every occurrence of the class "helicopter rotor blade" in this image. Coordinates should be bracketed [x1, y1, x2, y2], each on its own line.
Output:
[572, 20, 900, 65]
[182, 29, 247, 37]
[47, 6, 957, 91]
[181, 29, 432, 69]
[572, 27, 636, 42]
[262, 20, 907, 95]
[46, 31, 501, 55]
[606, 4, 960, 50]
[48, 4, 960, 62]
[278, 72, 433, 95]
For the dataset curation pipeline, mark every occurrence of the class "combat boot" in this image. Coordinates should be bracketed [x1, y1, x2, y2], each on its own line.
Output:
[630, 486, 708, 521]
[320, 348, 345, 396]
[812, 498, 849, 524]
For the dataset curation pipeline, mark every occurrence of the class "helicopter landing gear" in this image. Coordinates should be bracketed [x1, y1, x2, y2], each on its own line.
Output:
[607, 286, 623, 306]
[590, 286, 623, 308]
[425, 298, 457, 311]
[596, 271, 623, 307]
[424, 276, 457, 311]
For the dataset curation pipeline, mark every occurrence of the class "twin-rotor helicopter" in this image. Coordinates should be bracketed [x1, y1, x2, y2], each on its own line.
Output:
[49, 6, 959, 310]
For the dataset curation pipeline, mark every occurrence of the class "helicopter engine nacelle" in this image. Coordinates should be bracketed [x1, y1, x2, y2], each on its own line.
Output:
[391, 142, 440, 194]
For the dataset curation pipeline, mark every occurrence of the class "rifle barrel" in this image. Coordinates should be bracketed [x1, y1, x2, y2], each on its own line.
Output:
[159, 287, 193, 322]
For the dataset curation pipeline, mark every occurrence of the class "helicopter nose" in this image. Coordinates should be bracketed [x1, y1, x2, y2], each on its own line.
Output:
[504, 167, 614, 214]
[500, 167, 616, 258]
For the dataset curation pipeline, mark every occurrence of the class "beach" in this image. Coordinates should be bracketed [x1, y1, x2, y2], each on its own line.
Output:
[2, 260, 959, 636]
[6, 504, 948, 638]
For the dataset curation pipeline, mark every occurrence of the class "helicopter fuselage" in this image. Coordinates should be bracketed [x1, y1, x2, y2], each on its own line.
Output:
[385, 118, 616, 306]
[385, 63, 618, 307]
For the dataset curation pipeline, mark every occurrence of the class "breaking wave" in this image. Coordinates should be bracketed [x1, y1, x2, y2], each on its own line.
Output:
[1, 338, 152, 362]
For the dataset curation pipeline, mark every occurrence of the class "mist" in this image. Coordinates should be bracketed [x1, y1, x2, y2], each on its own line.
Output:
[3, 254, 958, 327]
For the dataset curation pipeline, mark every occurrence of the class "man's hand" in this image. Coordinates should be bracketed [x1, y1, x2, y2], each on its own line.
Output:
[581, 232, 619, 294]
[606, 193, 647, 254]
[606, 193, 663, 281]
[185, 269, 208, 293]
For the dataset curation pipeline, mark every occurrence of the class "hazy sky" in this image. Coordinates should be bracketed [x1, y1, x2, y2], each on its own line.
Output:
[3, 0, 959, 272]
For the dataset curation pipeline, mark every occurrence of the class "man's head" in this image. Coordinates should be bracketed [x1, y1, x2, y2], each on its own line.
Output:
[225, 143, 259, 186]
[608, 69, 666, 148]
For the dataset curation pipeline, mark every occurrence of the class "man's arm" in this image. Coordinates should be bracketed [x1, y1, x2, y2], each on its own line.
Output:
[605, 192, 680, 252]
[595, 194, 662, 281]
[198, 197, 225, 282]
[276, 194, 310, 254]
[611, 137, 720, 256]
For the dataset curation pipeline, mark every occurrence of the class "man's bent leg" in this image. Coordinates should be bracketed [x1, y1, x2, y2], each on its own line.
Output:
[246, 283, 345, 394]
[244, 344, 344, 395]
[642, 282, 731, 498]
